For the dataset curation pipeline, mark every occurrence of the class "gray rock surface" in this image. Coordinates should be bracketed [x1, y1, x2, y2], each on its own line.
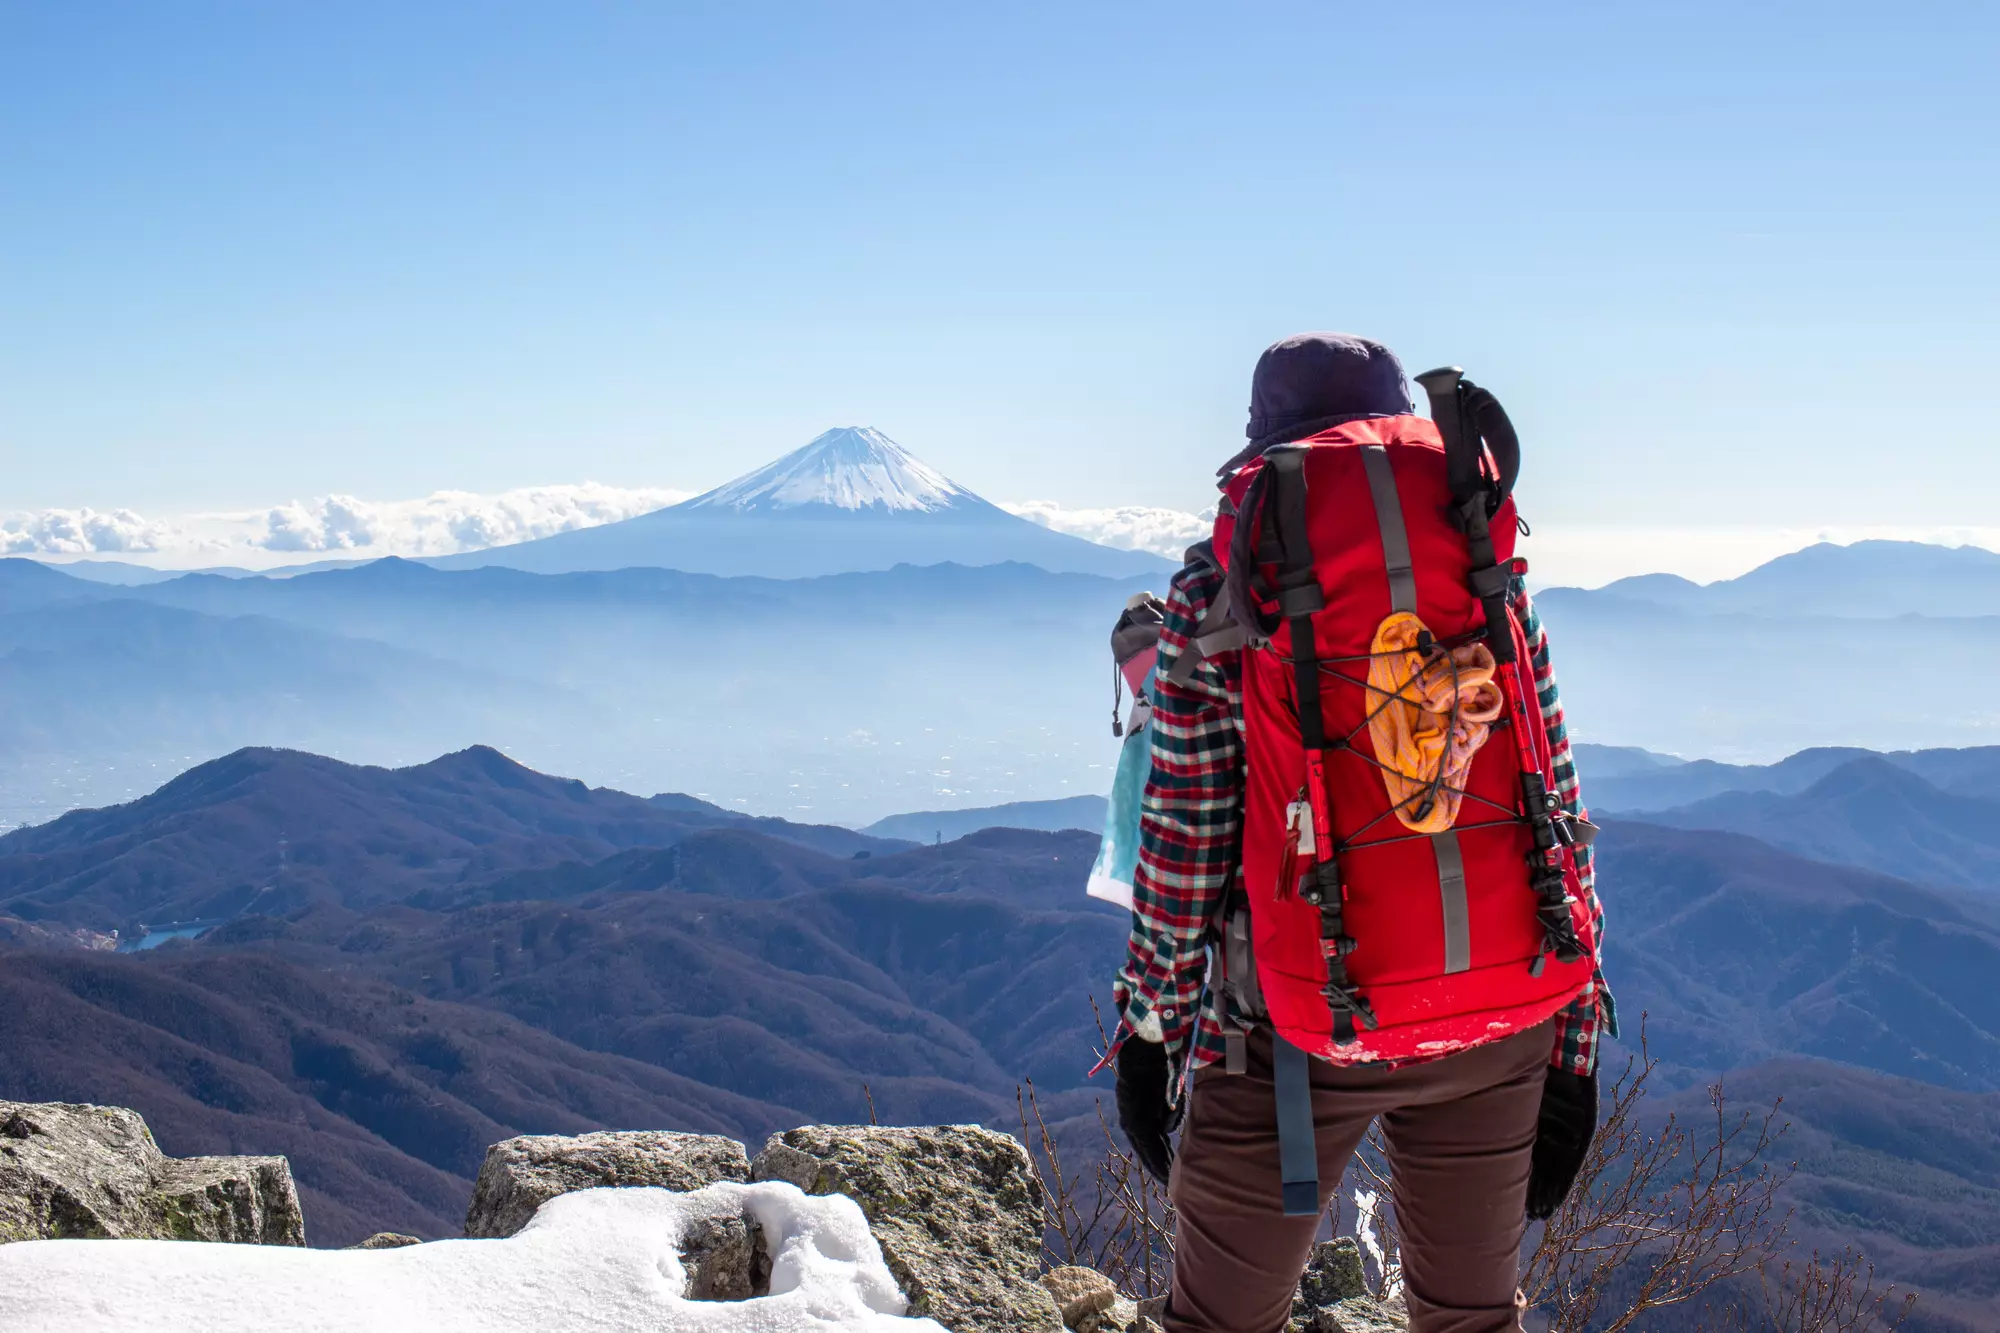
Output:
[0, 1101, 303, 1246]
[752, 1124, 1063, 1333]
[1040, 1264, 1117, 1327]
[676, 1191, 770, 1302]
[1103, 1295, 1142, 1333]
[1287, 1241, 1409, 1332]
[344, 1232, 423, 1250]
[463, 1130, 750, 1239]
[1311, 1295, 1409, 1332]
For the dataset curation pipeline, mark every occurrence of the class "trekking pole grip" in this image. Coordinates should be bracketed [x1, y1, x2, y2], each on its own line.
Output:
[1413, 366, 1465, 403]
[1416, 367, 1478, 504]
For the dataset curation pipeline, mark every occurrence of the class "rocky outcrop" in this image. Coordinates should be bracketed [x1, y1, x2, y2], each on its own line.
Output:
[0, 1095, 1417, 1333]
[0, 1101, 303, 1246]
[463, 1129, 750, 1239]
[1288, 1240, 1404, 1333]
[1305, 1295, 1409, 1332]
[1293, 1237, 1367, 1315]
[751, 1125, 1064, 1333]
[344, 1232, 423, 1250]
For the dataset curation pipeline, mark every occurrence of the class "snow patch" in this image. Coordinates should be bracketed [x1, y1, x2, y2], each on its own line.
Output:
[0, 1183, 946, 1333]
[681, 428, 978, 514]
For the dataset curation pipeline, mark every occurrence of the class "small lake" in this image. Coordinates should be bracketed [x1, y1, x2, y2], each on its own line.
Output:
[118, 920, 228, 952]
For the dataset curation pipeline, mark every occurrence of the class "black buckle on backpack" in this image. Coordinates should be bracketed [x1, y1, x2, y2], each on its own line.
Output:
[1468, 564, 1512, 599]
[1277, 582, 1325, 618]
[1323, 982, 1378, 1040]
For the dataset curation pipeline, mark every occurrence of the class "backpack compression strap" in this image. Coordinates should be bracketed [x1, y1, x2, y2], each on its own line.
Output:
[1263, 447, 1375, 1044]
[1261, 451, 1375, 1219]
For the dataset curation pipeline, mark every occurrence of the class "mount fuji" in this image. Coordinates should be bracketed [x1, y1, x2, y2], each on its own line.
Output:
[428, 427, 1172, 578]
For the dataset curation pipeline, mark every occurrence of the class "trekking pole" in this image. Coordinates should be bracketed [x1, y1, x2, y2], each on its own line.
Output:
[1415, 367, 1585, 970]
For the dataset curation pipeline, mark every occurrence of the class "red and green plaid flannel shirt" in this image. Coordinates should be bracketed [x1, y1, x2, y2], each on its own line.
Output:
[1113, 557, 1613, 1079]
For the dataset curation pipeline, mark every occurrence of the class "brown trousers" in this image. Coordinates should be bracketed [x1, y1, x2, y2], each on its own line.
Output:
[1165, 1023, 1552, 1333]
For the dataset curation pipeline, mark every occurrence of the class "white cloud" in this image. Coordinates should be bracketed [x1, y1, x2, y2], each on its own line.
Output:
[0, 507, 176, 555]
[241, 483, 692, 556]
[1001, 500, 1214, 558]
[4, 483, 692, 568]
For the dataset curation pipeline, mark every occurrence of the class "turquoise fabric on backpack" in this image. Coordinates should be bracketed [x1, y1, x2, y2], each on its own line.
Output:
[1087, 669, 1155, 908]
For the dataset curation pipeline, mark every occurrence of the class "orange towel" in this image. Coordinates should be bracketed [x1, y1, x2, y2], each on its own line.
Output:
[1364, 612, 1505, 833]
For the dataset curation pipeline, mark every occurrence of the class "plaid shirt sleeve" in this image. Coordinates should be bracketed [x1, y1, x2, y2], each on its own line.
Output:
[1515, 576, 1616, 1077]
[1114, 558, 1240, 1065]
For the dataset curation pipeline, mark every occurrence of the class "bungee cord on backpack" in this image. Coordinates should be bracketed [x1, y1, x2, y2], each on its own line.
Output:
[1364, 612, 1503, 834]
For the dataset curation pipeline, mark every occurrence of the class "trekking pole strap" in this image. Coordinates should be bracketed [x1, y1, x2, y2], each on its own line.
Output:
[1416, 368, 1517, 666]
[1272, 1033, 1321, 1216]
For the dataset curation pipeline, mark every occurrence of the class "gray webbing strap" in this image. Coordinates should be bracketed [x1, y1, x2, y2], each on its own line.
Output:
[1273, 1034, 1320, 1216]
[1432, 831, 1472, 975]
[1224, 1028, 1249, 1075]
[1360, 444, 1418, 615]
[1166, 583, 1247, 685]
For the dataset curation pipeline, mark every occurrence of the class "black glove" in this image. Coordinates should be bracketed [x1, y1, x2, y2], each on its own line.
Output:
[1526, 1067, 1598, 1220]
[1116, 1038, 1181, 1186]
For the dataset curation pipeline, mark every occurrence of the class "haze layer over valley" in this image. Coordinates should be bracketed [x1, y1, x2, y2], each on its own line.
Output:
[8, 424, 2000, 828]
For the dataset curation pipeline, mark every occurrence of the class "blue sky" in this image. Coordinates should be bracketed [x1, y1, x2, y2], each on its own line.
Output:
[4, 1, 1995, 545]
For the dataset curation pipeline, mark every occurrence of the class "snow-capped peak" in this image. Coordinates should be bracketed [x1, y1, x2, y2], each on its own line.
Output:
[680, 428, 984, 514]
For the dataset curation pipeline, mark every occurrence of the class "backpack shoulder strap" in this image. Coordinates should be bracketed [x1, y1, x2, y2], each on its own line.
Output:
[1165, 541, 1249, 685]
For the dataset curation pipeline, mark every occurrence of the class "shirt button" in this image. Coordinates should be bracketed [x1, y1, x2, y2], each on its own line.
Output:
[1160, 1007, 1176, 1020]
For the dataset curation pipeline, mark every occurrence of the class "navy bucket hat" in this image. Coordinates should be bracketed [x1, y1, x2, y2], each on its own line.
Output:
[1225, 332, 1413, 473]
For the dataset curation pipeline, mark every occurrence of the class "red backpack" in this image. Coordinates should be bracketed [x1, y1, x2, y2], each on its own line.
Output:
[1209, 370, 1596, 1082]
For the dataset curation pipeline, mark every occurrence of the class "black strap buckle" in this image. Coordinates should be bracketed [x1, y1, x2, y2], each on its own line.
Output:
[1468, 563, 1512, 599]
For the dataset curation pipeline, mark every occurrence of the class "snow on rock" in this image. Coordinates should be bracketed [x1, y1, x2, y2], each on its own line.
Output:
[465, 1128, 751, 1238]
[0, 1183, 949, 1333]
[0, 1100, 303, 1246]
[682, 428, 983, 514]
[752, 1125, 1064, 1333]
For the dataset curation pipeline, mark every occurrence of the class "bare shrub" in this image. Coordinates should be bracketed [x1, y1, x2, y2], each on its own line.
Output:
[1522, 1025, 1793, 1332]
[1017, 1075, 1175, 1298]
[1706, 1249, 1917, 1333]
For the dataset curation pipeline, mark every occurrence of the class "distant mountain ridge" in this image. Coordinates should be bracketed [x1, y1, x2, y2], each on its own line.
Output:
[1578, 539, 2000, 618]
[0, 557, 1159, 823]
[1630, 753, 2000, 892]
[1582, 742, 2000, 813]
[862, 795, 1109, 843]
[427, 427, 1169, 578]
[0, 746, 903, 930]
[28, 532, 2000, 830]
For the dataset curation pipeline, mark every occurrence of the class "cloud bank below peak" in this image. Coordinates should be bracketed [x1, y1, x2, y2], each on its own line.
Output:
[5, 483, 694, 568]
[16, 480, 2000, 589]
[4, 484, 1209, 570]
[999, 500, 1215, 559]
